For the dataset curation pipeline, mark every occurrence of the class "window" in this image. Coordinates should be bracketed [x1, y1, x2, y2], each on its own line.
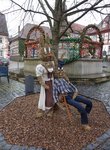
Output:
[108, 45, 110, 51]
[102, 22, 107, 28]
[0, 50, 3, 56]
[0, 37, 2, 43]
[108, 32, 110, 42]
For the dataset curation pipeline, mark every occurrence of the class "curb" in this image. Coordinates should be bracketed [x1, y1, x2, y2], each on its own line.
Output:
[82, 129, 110, 150]
[0, 133, 48, 150]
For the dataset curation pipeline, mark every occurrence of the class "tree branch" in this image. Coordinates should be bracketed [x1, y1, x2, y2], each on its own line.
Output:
[65, 4, 110, 17]
[65, 0, 104, 17]
[10, 0, 57, 21]
[63, 0, 88, 14]
[3, 9, 22, 15]
[43, 0, 54, 14]
[38, 20, 49, 26]
[65, 19, 74, 33]
[38, 0, 53, 29]
[60, 0, 103, 38]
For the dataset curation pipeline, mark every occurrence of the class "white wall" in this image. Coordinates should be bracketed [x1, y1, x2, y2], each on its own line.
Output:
[64, 58, 103, 77]
[103, 44, 110, 55]
[10, 40, 19, 56]
[0, 35, 9, 58]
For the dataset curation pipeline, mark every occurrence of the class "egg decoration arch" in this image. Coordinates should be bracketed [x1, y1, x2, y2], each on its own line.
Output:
[25, 25, 45, 58]
[79, 24, 103, 59]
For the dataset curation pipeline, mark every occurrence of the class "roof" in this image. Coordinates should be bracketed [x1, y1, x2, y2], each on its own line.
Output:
[98, 15, 110, 25]
[98, 15, 110, 31]
[86, 15, 110, 35]
[0, 12, 8, 36]
[10, 22, 85, 42]
[10, 23, 52, 42]
[71, 23, 85, 33]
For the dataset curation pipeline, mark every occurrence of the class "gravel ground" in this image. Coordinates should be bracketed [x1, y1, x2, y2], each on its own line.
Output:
[0, 94, 110, 150]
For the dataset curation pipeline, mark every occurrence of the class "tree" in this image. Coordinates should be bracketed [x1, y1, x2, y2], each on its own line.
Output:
[8, 0, 110, 61]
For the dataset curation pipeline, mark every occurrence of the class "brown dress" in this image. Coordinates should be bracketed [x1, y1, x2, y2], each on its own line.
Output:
[45, 71, 54, 108]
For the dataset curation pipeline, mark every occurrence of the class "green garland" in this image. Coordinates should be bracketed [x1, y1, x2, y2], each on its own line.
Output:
[59, 38, 81, 43]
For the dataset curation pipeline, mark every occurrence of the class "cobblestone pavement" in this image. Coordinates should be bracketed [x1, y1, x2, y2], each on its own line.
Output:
[0, 78, 40, 111]
[76, 82, 110, 115]
[0, 78, 110, 150]
[0, 78, 24, 110]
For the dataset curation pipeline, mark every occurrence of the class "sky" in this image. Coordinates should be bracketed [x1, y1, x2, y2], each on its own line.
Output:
[0, 0, 109, 37]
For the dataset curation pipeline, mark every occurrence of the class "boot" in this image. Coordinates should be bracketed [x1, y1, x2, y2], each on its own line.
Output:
[46, 109, 53, 117]
[82, 125, 91, 131]
[56, 102, 66, 111]
[53, 103, 60, 111]
[36, 109, 44, 118]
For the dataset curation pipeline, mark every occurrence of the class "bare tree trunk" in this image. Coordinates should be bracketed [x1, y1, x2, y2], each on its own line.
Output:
[51, 6, 61, 67]
[51, 27, 59, 68]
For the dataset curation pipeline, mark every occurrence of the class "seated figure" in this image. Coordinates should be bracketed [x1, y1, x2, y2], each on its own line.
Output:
[53, 61, 92, 131]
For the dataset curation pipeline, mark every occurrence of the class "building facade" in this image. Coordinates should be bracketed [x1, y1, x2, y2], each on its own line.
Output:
[9, 23, 51, 61]
[86, 15, 110, 59]
[0, 12, 9, 58]
[98, 15, 110, 57]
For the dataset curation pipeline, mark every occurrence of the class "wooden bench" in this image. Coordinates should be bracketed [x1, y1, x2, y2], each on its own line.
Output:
[0, 65, 9, 83]
[60, 94, 79, 123]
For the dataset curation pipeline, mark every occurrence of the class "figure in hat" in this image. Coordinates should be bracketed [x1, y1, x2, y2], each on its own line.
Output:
[53, 53, 92, 131]
[36, 33, 56, 117]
